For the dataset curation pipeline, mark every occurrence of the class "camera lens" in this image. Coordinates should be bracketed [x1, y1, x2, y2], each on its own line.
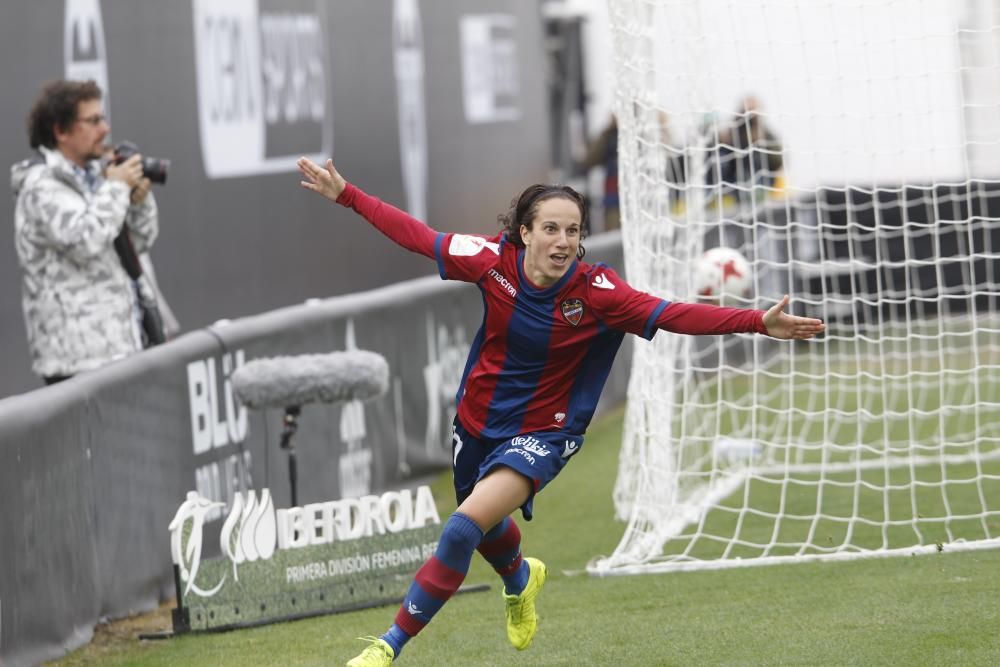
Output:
[142, 157, 169, 185]
[114, 141, 169, 185]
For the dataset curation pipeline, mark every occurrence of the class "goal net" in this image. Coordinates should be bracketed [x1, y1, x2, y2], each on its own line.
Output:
[592, 0, 1000, 574]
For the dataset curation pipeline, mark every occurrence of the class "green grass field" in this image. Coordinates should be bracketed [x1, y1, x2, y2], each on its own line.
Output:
[640, 335, 1000, 564]
[51, 405, 1000, 666]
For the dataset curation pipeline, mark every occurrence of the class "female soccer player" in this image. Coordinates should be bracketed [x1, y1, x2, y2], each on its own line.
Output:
[297, 157, 824, 667]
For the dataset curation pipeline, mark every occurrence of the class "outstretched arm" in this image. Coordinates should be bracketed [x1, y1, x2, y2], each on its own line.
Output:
[761, 295, 825, 340]
[590, 267, 823, 341]
[297, 157, 437, 258]
[653, 296, 823, 340]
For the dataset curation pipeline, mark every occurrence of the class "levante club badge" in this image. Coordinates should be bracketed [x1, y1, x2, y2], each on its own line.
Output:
[561, 299, 584, 326]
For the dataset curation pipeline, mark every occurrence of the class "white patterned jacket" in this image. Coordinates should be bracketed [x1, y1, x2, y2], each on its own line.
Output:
[11, 146, 159, 378]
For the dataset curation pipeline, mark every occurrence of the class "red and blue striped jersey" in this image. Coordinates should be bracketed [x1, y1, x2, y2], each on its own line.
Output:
[433, 231, 664, 439]
[337, 183, 767, 440]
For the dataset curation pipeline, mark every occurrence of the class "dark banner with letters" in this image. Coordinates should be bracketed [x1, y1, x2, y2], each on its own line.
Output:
[0, 0, 550, 397]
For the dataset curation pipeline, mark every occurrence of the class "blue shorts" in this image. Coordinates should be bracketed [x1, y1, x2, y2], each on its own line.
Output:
[451, 419, 584, 521]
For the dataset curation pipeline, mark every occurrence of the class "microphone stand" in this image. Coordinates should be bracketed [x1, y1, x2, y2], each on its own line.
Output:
[279, 405, 301, 507]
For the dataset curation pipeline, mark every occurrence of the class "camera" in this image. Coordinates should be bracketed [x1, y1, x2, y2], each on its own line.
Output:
[113, 140, 169, 185]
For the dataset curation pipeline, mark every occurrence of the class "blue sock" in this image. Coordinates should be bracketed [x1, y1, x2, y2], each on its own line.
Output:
[381, 512, 483, 656]
[502, 560, 529, 596]
[380, 624, 410, 658]
[478, 517, 529, 595]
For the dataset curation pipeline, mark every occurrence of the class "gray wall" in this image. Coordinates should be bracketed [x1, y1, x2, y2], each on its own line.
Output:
[0, 0, 550, 396]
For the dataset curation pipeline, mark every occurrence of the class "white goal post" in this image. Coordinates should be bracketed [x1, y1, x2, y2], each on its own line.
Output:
[591, 0, 1000, 574]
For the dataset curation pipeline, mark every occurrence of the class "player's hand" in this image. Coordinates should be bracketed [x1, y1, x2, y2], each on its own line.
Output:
[130, 177, 152, 205]
[106, 154, 144, 189]
[762, 295, 825, 340]
[298, 157, 346, 202]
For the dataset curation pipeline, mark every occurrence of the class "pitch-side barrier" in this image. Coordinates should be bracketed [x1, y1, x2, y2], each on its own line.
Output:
[0, 233, 626, 667]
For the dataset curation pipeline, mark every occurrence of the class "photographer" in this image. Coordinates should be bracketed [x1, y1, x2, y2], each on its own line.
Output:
[11, 80, 159, 384]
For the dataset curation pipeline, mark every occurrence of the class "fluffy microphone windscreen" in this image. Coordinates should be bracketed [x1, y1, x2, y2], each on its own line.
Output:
[231, 350, 390, 409]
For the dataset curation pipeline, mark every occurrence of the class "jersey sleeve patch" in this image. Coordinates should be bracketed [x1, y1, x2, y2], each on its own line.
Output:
[438, 233, 502, 283]
[448, 234, 500, 257]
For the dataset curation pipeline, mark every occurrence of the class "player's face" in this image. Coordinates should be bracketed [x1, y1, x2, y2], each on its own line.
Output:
[56, 98, 109, 167]
[520, 197, 582, 288]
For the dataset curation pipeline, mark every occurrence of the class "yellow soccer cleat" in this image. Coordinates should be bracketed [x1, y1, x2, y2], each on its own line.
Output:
[346, 636, 395, 667]
[503, 557, 547, 650]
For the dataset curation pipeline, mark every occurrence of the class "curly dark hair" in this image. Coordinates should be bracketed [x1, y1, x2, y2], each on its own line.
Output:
[497, 184, 589, 260]
[27, 80, 103, 150]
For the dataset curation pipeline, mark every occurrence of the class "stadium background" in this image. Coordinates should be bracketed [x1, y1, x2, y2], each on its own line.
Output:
[0, 1, 623, 665]
[6, 0, 997, 664]
[0, 0, 618, 398]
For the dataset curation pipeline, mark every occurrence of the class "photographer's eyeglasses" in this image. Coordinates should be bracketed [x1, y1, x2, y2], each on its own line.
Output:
[76, 114, 107, 127]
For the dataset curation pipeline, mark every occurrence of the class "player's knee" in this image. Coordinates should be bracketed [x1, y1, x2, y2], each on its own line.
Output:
[438, 512, 483, 552]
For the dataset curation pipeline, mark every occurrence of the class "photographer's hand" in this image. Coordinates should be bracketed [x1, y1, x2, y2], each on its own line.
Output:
[106, 154, 144, 189]
[298, 157, 346, 202]
[130, 177, 152, 205]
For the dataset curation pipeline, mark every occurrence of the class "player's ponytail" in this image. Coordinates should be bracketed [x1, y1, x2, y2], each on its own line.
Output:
[498, 184, 588, 260]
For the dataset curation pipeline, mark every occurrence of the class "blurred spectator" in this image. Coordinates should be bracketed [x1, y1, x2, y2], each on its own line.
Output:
[580, 112, 681, 230]
[708, 95, 784, 207]
[580, 115, 620, 231]
[658, 111, 686, 211]
[11, 80, 159, 385]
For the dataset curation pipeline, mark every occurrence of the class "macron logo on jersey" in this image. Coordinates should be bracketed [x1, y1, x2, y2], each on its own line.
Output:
[488, 268, 517, 298]
[592, 273, 615, 290]
[449, 234, 500, 257]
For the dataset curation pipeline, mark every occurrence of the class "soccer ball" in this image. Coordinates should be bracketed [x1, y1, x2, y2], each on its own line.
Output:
[693, 247, 752, 305]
